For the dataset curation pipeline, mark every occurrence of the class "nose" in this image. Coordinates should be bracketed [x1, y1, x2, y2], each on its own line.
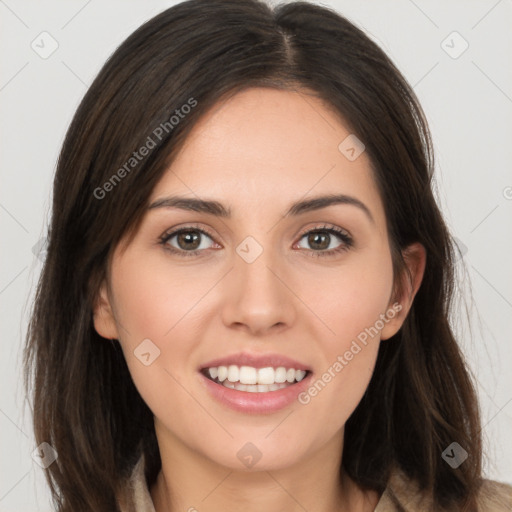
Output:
[220, 244, 297, 337]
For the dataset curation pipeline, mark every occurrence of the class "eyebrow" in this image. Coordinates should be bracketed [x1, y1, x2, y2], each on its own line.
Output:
[148, 193, 375, 224]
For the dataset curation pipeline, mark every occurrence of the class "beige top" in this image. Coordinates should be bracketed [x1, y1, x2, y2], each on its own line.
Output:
[119, 454, 512, 512]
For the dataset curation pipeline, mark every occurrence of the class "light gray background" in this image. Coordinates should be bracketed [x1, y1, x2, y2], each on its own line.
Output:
[1, 0, 511, 510]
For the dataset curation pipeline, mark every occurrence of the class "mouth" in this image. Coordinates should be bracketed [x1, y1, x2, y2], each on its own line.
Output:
[200, 365, 311, 393]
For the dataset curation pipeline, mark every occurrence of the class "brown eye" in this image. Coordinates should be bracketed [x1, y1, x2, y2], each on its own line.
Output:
[296, 225, 353, 258]
[306, 232, 331, 250]
[175, 230, 202, 250]
[160, 226, 217, 257]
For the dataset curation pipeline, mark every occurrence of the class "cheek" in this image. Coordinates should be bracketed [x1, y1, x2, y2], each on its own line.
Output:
[109, 251, 211, 410]
[304, 247, 394, 344]
[111, 249, 215, 345]
[296, 249, 393, 423]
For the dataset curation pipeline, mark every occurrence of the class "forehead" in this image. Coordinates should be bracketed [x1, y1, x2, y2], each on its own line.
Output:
[151, 87, 385, 224]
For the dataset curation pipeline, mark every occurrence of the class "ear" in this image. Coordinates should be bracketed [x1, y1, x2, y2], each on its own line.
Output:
[92, 280, 119, 340]
[380, 242, 426, 341]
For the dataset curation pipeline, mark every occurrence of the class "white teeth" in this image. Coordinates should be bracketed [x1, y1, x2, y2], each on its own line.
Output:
[274, 367, 287, 383]
[239, 366, 257, 385]
[295, 370, 306, 381]
[230, 382, 289, 392]
[257, 367, 275, 385]
[217, 366, 228, 382]
[204, 364, 308, 391]
[227, 365, 239, 382]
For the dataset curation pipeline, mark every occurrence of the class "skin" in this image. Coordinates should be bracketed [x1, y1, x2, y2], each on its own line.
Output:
[93, 87, 426, 512]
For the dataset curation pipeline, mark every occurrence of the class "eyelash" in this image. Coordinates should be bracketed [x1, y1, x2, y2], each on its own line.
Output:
[158, 223, 353, 259]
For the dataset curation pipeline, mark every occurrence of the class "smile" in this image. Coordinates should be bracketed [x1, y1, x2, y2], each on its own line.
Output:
[202, 365, 308, 393]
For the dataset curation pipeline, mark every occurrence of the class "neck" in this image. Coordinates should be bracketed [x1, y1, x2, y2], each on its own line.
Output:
[149, 424, 380, 512]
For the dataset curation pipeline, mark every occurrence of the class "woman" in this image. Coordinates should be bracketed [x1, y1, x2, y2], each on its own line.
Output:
[23, 0, 512, 511]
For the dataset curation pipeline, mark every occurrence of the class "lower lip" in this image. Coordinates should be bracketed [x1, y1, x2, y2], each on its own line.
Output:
[199, 372, 313, 414]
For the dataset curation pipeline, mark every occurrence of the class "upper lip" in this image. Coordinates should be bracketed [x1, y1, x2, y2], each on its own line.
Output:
[199, 352, 311, 372]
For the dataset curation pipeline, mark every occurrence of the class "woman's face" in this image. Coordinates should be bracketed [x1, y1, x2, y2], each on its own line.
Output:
[94, 87, 422, 471]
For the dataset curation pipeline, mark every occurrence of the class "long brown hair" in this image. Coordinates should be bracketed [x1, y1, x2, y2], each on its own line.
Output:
[24, 0, 483, 510]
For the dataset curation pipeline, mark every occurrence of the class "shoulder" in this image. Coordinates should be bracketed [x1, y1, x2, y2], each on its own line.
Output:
[375, 468, 512, 512]
[476, 478, 512, 511]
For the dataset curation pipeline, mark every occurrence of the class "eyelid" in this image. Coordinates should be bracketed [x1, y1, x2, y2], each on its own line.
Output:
[296, 222, 352, 239]
[159, 222, 351, 242]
